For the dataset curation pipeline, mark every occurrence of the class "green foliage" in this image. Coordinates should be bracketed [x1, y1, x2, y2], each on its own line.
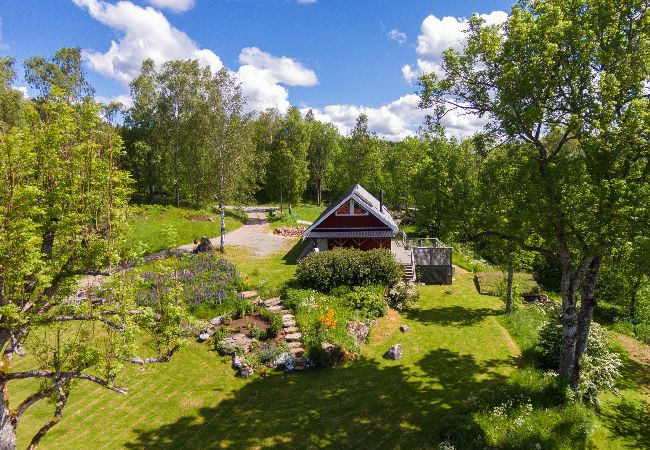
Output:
[257, 308, 283, 338]
[296, 248, 401, 292]
[386, 281, 420, 311]
[344, 285, 387, 318]
[537, 321, 622, 403]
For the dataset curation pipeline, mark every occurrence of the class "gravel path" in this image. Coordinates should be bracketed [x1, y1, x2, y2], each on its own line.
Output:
[177, 211, 296, 256]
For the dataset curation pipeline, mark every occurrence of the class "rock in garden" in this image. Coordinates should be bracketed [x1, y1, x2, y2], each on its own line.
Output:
[232, 354, 243, 370]
[210, 316, 223, 326]
[220, 333, 255, 355]
[347, 320, 370, 346]
[320, 342, 342, 367]
[384, 344, 403, 360]
[238, 363, 254, 378]
[239, 290, 259, 299]
[399, 325, 409, 333]
[198, 332, 210, 342]
[193, 236, 214, 253]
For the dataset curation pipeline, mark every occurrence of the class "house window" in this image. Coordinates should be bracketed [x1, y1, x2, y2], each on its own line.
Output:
[335, 199, 369, 216]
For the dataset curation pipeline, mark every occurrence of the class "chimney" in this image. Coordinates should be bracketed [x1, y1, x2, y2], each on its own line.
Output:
[379, 189, 384, 213]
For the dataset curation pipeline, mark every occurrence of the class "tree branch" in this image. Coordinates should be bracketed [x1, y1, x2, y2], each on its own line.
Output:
[5, 371, 128, 394]
[49, 315, 125, 332]
[27, 385, 69, 450]
[124, 346, 180, 366]
[11, 380, 65, 425]
[462, 231, 557, 258]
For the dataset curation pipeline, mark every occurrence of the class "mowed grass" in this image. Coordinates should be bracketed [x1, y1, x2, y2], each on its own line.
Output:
[11, 262, 519, 449]
[124, 204, 247, 254]
[267, 204, 325, 229]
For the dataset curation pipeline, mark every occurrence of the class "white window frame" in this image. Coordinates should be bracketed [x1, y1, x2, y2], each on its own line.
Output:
[335, 199, 369, 217]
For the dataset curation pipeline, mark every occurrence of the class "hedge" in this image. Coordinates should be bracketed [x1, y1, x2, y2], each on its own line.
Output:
[296, 248, 402, 292]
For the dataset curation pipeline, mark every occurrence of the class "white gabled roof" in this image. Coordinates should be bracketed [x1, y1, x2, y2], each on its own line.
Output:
[303, 184, 399, 237]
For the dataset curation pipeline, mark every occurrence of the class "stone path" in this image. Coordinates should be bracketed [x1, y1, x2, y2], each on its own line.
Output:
[261, 296, 307, 370]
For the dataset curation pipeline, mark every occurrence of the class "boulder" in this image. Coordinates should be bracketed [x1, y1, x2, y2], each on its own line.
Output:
[384, 344, 403, 360]
[198, 332, 210, 342]
[232, 354, 243, 370]
[399, 325, 410, 333]
[238, 363, 254, 378]
[193, 236, 214, 253]
[239, 290, 259, 299]
[210, 316, 223, 326]
[347, 320, 370, 346]
[320, 342, 342, 367]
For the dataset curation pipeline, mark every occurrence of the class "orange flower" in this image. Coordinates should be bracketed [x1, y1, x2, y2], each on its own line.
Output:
[318, 308, 337, 330]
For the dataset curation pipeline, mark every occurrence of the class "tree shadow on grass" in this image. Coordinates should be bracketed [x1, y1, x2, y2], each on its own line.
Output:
[123, 350, 510, 449]
[599, 398, 650, 449]
[405, 305, 497, 327]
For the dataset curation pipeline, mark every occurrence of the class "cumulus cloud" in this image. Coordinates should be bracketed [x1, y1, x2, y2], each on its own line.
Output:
[238, 47, 318, 87]
[410, 11, 507, 79]
[73, 0, 222, 84]
[296, 0, 317, 4]
[145, 0, 195, 13]
[95, 94, 134, 108]
[304, 94, 487, 141]
[387, 28, 407, 45]
[17, 86, 29, 98]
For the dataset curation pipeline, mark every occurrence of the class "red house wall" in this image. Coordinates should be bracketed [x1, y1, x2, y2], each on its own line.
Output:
[316, 213, 387, 230]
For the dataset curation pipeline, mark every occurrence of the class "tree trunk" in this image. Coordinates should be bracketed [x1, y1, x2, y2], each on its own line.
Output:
[558, 254, 597, 394]
[0, 381, 17, 450]
[220, 201, 226, 254]
[506, 257, 514, 314]
[629, 279, 640, 319]
[175, 184, 180, 208]
[279, 191, 283, 214]
[316, 178, 322, 206]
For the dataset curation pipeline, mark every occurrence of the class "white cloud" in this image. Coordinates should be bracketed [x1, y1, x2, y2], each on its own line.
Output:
[238, 47, 318, 87]
[412, 11, 507, 78]
[296, 0, 317, 4]
[387, 28, 407, 45]
[73, 0, 222, 84]
[303, 94, 487, 141]
[17, 86, 29, 98]
[145, 0, 195, 13]
[95, 94, 134, 108]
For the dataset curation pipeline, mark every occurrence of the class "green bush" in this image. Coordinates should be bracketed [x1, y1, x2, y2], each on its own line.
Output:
[345, 285, 387, 318]
[282, 288, 318, 311]
[296, 248, 401, 292]
[386, 281, 420, 311]
[536, 320, 622, 403]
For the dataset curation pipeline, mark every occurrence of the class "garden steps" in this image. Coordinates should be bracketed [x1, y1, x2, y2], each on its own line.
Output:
[285, 333, 302, 342]
[258, 296, 308, 370]
[263, 297, 282, 307]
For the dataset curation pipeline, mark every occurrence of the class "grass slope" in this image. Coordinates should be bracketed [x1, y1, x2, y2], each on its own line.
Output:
[267, 204, 325, 229]
[124, 204, 247, 254]
[12, 265, 518, 448]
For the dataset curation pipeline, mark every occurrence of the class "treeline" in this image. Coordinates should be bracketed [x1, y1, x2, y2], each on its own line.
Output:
[120, 59, 474, 220]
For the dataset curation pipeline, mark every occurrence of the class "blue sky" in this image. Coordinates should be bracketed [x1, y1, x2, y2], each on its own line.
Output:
[0, 0, 513, 139]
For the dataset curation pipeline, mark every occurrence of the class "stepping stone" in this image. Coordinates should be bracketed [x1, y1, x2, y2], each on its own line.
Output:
[239, 291, 258, 299]
[290, 348, 305, 357]
[282, 314, 294, 321]
[268, 305, 283, 312]
[283, 326, 299, 334]
[279, 309, 291, 315]
[287, 341, 302, 349]
[263, 298, 282, 307]
[283, 320, 296, 327]
[285, 333, 302, 342]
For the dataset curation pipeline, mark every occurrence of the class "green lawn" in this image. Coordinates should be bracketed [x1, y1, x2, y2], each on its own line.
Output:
[267, 204, 325, 229]
[10, 246, 649, 449]
[124, 204, 247, 255]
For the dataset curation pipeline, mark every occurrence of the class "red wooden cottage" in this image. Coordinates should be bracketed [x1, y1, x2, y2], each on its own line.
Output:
[303, 184, 400, 252]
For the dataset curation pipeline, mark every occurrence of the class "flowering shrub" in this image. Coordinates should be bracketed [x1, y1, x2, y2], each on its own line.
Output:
[536, 320, 622, 403]
[386, 281, 420, 311]
[137, 254, 242, 315]
[296, 248, 402, 292]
